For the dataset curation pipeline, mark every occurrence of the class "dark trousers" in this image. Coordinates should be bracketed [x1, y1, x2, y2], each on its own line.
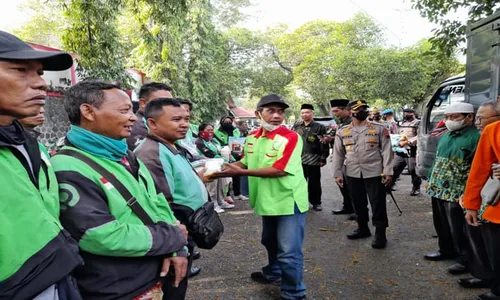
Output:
[393, 153, 422, 189]
[338, 174, 354, 212]
[346, 176, 388, 228]
[302, 164, 322, 205]
[162, 245, 193, 300]
[482, 222, 500, 295]
[465, 224, 493, 280]
[431, 197, 467, 265]
[232, 175, 241, 197]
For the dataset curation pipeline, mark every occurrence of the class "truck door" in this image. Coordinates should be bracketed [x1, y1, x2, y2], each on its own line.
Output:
[416, 79, 465, 179]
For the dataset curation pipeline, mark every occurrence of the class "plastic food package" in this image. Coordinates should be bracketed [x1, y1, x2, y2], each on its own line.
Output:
[220, 146, 231, 161]
[204, 158, 224, 176]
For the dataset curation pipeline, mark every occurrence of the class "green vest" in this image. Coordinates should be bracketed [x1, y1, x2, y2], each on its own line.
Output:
[51, 146, 177, 255]
[0, 144, 63, 281]
[214, 128, 240, 146]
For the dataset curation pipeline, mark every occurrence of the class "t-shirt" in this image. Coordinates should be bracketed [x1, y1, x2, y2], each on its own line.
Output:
[241, 126, 308, 216]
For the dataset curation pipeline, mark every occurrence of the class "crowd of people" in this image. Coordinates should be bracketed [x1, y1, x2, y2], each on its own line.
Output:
[3, 28, 500, 300]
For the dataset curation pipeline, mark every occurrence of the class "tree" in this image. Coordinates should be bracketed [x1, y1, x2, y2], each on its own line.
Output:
[410, 0, 500, 56]
[61, 0, 132, 84]
[12, 0, 64, 48]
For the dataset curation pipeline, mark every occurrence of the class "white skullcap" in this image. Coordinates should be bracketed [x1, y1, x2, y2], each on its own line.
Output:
[444, 102, 474, 114]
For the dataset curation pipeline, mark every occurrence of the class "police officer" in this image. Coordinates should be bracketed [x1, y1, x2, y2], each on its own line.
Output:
[329, 99, 356, 219]
[392, 108, 422, 196]
[332, 100, 394, 249]
[292, 103, 329, 211]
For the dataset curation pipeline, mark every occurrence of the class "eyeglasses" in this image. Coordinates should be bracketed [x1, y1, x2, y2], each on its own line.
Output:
[475, 115, 500, 123]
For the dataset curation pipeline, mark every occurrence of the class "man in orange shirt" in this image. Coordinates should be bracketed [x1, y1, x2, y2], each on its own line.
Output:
[464, 110, 500, 300]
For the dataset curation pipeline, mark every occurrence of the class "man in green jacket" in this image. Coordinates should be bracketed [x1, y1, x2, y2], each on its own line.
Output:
[51, 81, 189, 300]
[0, 30, 83, 300]
[424, 102, 480, 276]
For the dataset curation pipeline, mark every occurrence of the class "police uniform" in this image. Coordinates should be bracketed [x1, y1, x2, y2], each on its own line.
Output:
[392, 109, 422, 195]
[329, 99, 355, 215]
[332, 100, 394, 248]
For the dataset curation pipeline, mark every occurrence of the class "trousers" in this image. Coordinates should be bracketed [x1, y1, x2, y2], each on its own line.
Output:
[482, 222, 500, 295]
[392, 153, 421, 189]
[346, 176, 388, 228]
[339, 173, 354, 212]
[302, 164, 322, 205]
[261, 204, 307, 299]
[162, 245, 193, 300]
[465, 223, 493, 280]
[431, 197, 468, 265]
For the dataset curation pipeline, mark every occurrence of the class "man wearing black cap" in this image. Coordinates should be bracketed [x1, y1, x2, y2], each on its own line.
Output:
[329, 99, 356, 218]
[332, 100, 394, 249]
[391, 108, 422, 196]
[292, 103, 329, 211]
[0, 31, 83, 299]
[214, 94, 308, 300]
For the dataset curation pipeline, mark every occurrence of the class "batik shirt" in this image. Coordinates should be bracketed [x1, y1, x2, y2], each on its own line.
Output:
[426, 125, 480, 202]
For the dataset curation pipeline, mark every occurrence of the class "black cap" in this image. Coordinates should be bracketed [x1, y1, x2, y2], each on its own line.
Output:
[347, 100, 369, 110]
[0, 31, 73, 71]
[300, 103, 314, 110]
[403, 108, 415, 113]
[330, 99, 350, 108]
[257, 94, 289, 109]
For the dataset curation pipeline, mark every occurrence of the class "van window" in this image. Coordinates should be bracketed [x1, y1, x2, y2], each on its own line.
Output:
[426, 84, 465, 133]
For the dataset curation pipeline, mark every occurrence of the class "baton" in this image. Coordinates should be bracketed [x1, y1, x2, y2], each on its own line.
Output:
[386, 187, 403, 216]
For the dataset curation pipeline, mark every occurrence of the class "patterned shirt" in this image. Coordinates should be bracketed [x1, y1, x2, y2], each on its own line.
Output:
[426, 125, 480, 202]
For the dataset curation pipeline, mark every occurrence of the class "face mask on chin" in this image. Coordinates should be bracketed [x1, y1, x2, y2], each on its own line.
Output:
[259, 113, 280, 132]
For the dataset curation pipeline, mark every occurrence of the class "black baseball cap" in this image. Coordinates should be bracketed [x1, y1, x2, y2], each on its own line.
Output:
[0, 31, 73, 71]
[257, 94, 289, 109]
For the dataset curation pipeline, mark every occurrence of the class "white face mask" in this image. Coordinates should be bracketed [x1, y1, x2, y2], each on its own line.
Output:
[259, 113, 280, 132]
[445, 119, 465, 131]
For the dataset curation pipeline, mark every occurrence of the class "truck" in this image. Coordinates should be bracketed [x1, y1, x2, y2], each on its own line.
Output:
[416, 10, 500, 179]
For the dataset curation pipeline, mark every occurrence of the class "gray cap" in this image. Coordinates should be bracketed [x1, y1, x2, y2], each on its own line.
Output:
[0, 30, 73, 71]
[257, 94, 289, 109]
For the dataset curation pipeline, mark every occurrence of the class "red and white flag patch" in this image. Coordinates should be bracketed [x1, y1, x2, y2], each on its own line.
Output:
[100, 177, 114, 190]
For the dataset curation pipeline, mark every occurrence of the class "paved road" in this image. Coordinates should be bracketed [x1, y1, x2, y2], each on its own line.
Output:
[187, 164, 484, 300]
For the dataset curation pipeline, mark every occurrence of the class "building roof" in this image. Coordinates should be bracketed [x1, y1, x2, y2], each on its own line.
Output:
[230, 106, 255, 118]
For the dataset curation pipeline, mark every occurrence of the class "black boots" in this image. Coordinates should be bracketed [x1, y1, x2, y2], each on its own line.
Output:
[371, 226, 387, 249]
[347, 224, 371, 240]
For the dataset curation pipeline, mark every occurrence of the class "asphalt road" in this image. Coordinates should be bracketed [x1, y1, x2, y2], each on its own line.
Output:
[186, 164, 485, 300]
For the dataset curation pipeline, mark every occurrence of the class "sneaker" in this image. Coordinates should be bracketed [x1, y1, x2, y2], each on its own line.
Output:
[220, 202, 235, 209]
[234, 195, 249, 201]
[214, 207, 225, 213]
[224, 197, 234, 204]
[312, 205, 322, 211]
[410, 188, 421, 196]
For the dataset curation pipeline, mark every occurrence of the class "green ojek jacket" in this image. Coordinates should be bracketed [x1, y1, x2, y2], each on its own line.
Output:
[51, 146, 188, 299]
[0, 134, 81, 299]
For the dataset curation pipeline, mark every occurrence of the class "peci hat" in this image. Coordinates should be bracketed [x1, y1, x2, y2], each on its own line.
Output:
[330, 99, 350, 108]
[257, 94, 289, 109]
[0, 30, 73, 71]
[444, 102, 474, 114]
[300, 103, 314, 110]
[347, 100, 369, 110]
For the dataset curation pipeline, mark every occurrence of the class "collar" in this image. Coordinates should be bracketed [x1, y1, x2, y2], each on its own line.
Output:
[449, 125, 474, 137]
[136, 110, 145, 119]
[147, 134, 180, 154]
[254, 125, 285, 139]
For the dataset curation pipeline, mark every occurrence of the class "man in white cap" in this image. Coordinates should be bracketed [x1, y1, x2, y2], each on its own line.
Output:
[424, 102, 480, 276]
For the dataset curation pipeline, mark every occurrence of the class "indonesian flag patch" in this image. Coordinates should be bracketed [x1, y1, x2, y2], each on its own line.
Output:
[100, 177, 114, 190]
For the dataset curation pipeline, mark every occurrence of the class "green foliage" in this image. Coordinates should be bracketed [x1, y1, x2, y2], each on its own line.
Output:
[12, 0, 64, 48]
[411, 0, 500, 56]
[61, 0, 131, 85]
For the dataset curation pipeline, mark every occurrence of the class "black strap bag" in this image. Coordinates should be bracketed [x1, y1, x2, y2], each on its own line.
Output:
[188, 201, 224, 249]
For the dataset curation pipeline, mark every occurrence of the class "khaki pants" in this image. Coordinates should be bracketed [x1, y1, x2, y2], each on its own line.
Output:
[206, 178, 231, 208]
